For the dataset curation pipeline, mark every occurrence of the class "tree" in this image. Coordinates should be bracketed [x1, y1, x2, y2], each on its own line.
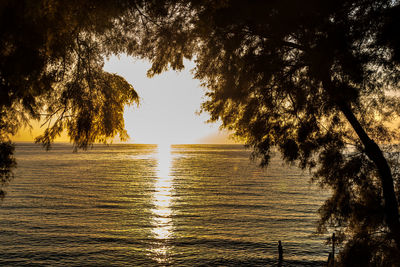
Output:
[2, 0, 400, 264]
[0, 0, 145, 197]
[134, 0, 400, 264]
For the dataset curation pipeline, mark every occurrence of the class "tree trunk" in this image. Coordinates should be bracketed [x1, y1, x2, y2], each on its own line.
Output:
[338, 103, 400, 247]
[322, 79, 400, 248]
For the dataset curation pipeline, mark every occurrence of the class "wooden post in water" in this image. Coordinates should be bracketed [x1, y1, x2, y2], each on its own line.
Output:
[332, 233, 335, 267]
[327, 252, 333, 266]
[278, 240, 283, 266]
[327, 233, 335, 267]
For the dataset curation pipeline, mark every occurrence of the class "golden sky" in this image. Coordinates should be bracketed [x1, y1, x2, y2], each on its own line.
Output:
[12, 55, 236, 145]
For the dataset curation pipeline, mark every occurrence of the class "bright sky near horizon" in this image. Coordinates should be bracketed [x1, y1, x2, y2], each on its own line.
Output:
[12, 55, 235, 145]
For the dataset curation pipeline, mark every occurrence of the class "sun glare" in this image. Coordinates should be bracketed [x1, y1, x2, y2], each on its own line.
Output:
[157, 144, 172, 172]
[149, 143, 174, 262]
[102, 56, 229, 145]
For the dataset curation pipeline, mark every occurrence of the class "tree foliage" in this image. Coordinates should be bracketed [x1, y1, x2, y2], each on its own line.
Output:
[2, 0, 400, 265]
[0, 0, 143, 196]
[133, 0, 400, 265]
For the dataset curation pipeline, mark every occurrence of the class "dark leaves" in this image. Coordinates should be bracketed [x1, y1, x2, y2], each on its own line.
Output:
[132, 1, 400, 264]
[0, 141, 16, 200]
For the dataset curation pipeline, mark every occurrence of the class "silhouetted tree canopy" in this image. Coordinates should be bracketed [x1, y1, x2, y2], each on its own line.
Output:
[0, 0, 143, 196]
[134, 1, 400, 265]
[2, 0, 400, 265]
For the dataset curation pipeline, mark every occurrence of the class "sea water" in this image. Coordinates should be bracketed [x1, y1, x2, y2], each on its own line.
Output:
[0, 143, 330, 266]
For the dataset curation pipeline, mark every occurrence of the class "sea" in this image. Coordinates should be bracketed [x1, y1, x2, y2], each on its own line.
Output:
[0, 143, 331, 266]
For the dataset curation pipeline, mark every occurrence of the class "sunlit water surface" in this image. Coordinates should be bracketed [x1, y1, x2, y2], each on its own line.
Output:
[0, 144, 331, 266]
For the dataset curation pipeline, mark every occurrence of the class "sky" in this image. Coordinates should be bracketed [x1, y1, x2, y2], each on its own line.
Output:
[12, 55, 235, 145]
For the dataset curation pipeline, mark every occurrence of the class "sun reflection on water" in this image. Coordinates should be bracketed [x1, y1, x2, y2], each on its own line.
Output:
[150, 143, 174, 263]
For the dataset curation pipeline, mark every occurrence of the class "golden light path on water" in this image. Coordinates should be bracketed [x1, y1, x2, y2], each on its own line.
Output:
[150, 143, 174, 263]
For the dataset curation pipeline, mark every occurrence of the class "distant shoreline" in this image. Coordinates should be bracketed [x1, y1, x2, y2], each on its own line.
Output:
[13, 142, 246, 146]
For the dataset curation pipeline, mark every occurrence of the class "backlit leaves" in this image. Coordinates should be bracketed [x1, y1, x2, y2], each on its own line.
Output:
[130, 1, 400, 264]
